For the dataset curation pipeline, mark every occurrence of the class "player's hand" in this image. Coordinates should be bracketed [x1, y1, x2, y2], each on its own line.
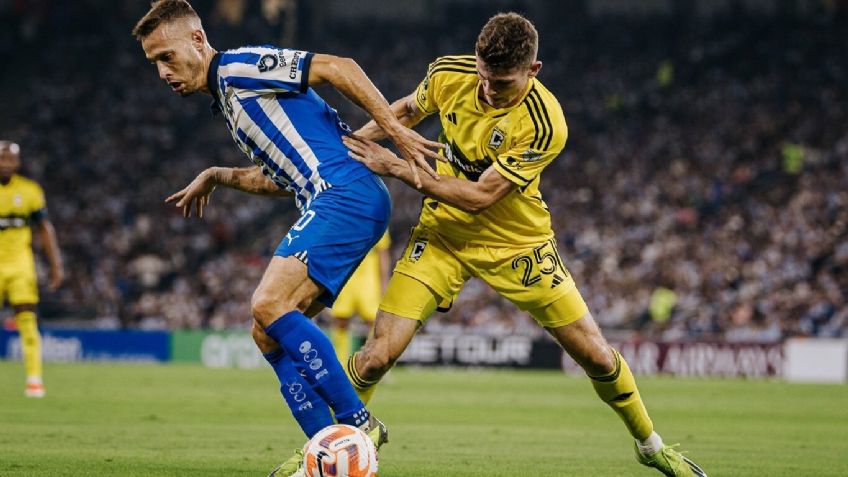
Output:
[165, 169, 217, 218]
[343, 135, 403, 177]
[48, 267, 64, 291]
[385, 125, 444, 189]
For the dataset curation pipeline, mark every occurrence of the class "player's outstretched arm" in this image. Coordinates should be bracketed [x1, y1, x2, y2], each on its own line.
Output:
[308, 54, 443, 188]
[344, 135, 516, 214]
[166, 166, 291, 218]
[354, 93, 431, 142]
[34, 218, 64, 291]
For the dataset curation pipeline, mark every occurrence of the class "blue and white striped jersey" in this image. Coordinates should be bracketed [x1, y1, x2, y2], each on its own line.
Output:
[207, 46, 372, 212]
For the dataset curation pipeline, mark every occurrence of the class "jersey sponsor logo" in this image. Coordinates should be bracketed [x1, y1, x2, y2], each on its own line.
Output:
[520, 149, 543, 162]
[13, 194, 23, 207]
[289, 51, 303, 79]
[257, 54, 279, 73]
[409, 239, 427, 262]
[488, 127, 505, 149]
[442, 137, 491, 182]
[0, 216, 27, 230]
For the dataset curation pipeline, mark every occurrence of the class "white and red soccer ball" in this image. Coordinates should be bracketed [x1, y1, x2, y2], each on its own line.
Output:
[303, 424, 378, 477]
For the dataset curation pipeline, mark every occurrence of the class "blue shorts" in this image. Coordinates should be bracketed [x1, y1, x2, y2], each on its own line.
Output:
[274, 173, 391, 307]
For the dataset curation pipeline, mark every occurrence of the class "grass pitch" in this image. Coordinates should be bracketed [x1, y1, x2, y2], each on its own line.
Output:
[1, 361, 847, 476]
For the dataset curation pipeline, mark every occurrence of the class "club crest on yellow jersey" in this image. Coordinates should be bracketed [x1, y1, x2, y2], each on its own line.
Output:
[488, 127, 506, 149]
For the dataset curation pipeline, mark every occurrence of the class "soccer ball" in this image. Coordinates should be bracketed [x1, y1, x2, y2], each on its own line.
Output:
[303, 424, 378, 477]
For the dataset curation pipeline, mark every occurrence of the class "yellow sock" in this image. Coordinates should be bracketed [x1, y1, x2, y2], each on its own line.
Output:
[331, 325, 351, 364]
[345, 352, 379, 405]
[15, 311, 43, 380]
[590, 348, 653, 441]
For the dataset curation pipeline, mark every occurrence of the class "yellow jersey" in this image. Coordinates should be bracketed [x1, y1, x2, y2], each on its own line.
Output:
[0, 174, 46, 265]
[413, 55, 568, 246]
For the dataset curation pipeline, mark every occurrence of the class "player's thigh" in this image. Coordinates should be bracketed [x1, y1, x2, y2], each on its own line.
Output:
[251, 255, 323, 326]
[474, 238, 577, 318]
[6, 264, 39, 307]
[389, 225, 469, 311]
[378, 272, 441, 326]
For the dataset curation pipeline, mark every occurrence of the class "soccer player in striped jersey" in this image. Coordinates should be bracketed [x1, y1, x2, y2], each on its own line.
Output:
[133, 2, 442, 475]
[342, 13, 707, 477]
[0, 140, 64, 398]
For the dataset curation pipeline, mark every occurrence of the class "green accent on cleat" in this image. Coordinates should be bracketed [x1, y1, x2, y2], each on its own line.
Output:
[636, 443, 708, 477]
[268, 448, 305, 477]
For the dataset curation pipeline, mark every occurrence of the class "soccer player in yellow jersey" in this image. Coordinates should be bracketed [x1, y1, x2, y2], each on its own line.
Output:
[342, 13, 707, 476]
[0, 141, 64, 398]
[328, 231, 391, 362]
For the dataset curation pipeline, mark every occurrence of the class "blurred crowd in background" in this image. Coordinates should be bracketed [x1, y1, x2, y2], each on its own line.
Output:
[1, 0, 845, 342]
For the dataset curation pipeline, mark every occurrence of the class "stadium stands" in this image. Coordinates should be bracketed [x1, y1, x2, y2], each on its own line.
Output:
[2, 1, 845, 341]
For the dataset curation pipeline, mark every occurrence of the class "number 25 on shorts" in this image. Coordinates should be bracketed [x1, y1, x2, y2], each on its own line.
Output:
[511, 239, 569, 288]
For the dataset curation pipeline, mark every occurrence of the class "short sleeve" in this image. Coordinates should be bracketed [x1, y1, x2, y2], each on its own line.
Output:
[492, 121, 567, 187]
[28, 183, 47, 222]
[413, 61, 443, 115]
[219, 46, 313, 94]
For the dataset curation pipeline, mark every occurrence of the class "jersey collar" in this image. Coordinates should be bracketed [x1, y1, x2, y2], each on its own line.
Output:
[207, 52, 223, 116]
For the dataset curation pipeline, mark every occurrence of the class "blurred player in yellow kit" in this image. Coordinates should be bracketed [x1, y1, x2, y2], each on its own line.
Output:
[328, 232, 391, 362]
[342, 13, 707, 477]
[0, 141, 64, 398]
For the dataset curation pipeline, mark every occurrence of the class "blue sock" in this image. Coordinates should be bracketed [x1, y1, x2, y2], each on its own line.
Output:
[263, 347, 334, 438]
[265, 311, 370, 427]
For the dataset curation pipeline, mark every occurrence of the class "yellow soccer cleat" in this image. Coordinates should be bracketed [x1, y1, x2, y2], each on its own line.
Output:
[636, 443, 707, 477]
[363, 414, 389, 450]
[268, 448, 305, 477]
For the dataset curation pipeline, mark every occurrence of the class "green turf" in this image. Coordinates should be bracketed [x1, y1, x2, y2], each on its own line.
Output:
[1, 361, 847, 476]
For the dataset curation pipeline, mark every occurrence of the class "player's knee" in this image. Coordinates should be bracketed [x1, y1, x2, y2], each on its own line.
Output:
[250, 289, 300, 328]
[582, 346, 616, 377]
[250, 292, 276, 328]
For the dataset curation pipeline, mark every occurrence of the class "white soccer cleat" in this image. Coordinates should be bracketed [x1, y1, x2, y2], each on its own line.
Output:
[25, 382, 46, 398]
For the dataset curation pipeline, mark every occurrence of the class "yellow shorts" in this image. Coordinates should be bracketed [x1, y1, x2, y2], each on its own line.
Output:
[329, 272, 381, 322]
[380, 225, 588, 328]
[0, 259, 39, 305]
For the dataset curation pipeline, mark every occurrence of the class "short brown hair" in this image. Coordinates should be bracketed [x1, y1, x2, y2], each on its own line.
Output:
[475, 12, 538, 72]
[132, 0, 200, 40]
